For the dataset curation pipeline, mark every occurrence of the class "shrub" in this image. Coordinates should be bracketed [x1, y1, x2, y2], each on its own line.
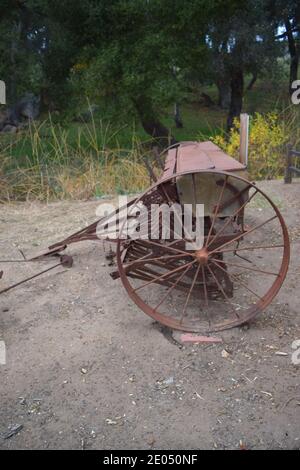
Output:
[211, 112, 294, 180]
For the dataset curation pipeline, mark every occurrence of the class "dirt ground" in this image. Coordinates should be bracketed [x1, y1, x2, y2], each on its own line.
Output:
[0, 180, 299, 450]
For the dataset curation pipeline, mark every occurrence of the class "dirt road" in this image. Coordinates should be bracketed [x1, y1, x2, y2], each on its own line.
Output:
[0, 180, 299, 449]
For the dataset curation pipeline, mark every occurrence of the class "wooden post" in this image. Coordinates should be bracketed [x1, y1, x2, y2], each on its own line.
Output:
[239, 113, 249, 166]
[284, 144, 293, 184]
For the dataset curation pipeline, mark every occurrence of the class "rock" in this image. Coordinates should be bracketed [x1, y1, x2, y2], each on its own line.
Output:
[1, 124, 18, 134]
[221, 349, 230, 358]
[0, 93, 40, 130]
[105, 418, 117, 425]
[19, 93, 40, 120]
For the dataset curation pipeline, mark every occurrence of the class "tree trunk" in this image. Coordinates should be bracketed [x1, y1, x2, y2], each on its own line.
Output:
[226, 69, 244, 132]
[10, 20, 22, 103]
[246, 72, 258, 91]
[174, 103, 183, 128]
[133, 97, 177, 147]
[216, 79, 231, 109]
[285, 18, 299, 96]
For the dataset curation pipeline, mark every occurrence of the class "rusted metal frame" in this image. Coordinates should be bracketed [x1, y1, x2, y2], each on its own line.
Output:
[49, 199, 137, 249]
[127, 265, 196, 293]
[123, 253, 191, 271]
[143, 156, 158, 183]
[119, 193, 186, 245]
[0, 255, 73, 295]
[0, 245, 68, 263]
[130, 263, 180, 283]
[96, 215, 139, 238]
[134, 214, 184, 243]
[133, 259, 196, 293]
[126, 256, 185, 275]
[138, 261, 195, 286]
[124, 245, 150, 259]
[218, 183, 252, 213]
[123, 251, 166, 269]
[138, 239, 194, 257]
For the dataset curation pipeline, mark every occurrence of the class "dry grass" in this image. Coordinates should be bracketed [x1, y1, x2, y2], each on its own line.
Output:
[0, 116, 152, 202]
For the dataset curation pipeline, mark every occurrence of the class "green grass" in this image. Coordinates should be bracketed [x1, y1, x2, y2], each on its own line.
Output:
[164, 103, 227, 141]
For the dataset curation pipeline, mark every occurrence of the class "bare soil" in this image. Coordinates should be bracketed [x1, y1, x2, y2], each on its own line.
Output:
[0, 180, 299, 450]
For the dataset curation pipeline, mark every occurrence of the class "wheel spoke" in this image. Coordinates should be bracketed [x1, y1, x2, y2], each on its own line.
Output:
[116, 168, 289, 333]
[124, 253, 191, 271]
[133, 259, 196, 292]
[207, 188, 258, 249]
[205, 176, 228, 247]
[209, 215, 278, 255]
[218, 184, 252, 212]
[192, 173, 197, 214]
[180, 264, 201, 323]
[160, 182, 194, 242]
[201, 265, 209, 307]
[153, 264, 192, 311]
[206, 264, 240, 318]
[138, 212, 185, 241]
[140, 239, 194, 257]
[211, 259, 262, 300]
[214, 243, 284, 254]
[213, 258, 279, 276]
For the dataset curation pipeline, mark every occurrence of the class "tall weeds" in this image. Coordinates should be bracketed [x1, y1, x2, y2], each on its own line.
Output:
[0, 115, 151, 202]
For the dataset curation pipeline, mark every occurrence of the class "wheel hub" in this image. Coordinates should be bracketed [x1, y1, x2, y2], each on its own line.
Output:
[194, 248, 209, 265]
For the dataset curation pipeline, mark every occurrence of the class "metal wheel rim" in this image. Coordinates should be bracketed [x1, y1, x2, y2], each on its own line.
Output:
[116, 170, 290, 333]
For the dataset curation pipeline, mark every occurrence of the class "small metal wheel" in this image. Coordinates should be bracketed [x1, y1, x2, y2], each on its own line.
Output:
[116, 170, 290, 332]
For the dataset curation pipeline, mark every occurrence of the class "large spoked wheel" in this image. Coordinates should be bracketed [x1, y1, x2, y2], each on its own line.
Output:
[116, 170, 290, 333]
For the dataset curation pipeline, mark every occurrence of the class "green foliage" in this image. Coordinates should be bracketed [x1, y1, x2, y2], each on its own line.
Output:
[0, 0, 299, 201]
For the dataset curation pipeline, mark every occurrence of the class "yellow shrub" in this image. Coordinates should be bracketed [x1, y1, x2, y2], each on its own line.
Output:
[212, 112, 288, 180]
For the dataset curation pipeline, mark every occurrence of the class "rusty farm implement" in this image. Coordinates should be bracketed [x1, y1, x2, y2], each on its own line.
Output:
[0, 141, 290, 333]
